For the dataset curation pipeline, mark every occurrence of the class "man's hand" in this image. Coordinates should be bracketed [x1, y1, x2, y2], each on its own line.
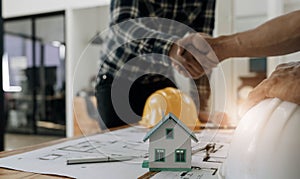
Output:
[241, 61, 300, 115]
[169, 33, 219, 79]
[169, 43, 203, 78]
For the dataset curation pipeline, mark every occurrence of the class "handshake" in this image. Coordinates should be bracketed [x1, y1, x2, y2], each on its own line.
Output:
[169, 32, 300, 115]
[168, 33, 222, 79]
[168, 10, 300, 115]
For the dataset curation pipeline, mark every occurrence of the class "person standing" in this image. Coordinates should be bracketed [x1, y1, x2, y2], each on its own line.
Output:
[95, 0, 217, 129]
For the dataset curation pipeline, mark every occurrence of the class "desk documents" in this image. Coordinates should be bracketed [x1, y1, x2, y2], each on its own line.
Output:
[0, 126, 234, 178]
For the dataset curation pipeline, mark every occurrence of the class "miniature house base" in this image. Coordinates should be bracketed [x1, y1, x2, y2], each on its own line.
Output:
[142, 160, 192, 172]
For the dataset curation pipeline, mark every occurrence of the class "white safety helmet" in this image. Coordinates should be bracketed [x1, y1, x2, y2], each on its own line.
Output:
[219, 98, 300, 179]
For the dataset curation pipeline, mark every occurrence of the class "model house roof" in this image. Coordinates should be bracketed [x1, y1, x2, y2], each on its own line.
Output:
[143, 112, 198, 142]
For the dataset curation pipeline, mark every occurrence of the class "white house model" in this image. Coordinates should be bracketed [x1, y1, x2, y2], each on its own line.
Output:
[142, 113, 198, 171]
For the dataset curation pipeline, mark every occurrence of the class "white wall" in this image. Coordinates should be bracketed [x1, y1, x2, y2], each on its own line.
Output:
[285, 0, 300, 11]
[235, 0, 267, 17]
[212, 0, 234, 120]
[71, 6, 110, 95]
[65, 6, 109, 137]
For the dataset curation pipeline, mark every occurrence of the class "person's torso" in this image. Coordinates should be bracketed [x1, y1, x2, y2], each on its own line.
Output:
[138, 0, 210, 33]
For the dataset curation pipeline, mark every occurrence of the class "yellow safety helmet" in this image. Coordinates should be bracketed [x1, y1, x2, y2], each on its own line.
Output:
[140, 87, 201, 129]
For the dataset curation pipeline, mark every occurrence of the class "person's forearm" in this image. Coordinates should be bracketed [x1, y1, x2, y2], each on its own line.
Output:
[213, 10, 300, 60]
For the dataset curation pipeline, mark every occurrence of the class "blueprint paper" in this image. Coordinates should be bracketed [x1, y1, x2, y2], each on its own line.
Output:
[0, 127, 149, 179]
[152, 169, 217, 179]
[0, 126, 234, 179]
[152, 129, 234, 179]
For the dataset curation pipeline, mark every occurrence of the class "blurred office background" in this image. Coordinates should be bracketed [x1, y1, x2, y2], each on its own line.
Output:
[0, 0, 299, 151]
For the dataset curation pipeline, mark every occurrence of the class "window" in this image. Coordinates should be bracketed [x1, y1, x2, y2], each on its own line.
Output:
[166, 128, 174, 139]
[175, 149, 186, 162]
[3, 12, 66, 136]
[155, 149, 165, 162]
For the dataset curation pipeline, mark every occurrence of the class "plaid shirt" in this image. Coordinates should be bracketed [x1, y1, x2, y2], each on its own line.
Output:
[98, 0, 216, 110]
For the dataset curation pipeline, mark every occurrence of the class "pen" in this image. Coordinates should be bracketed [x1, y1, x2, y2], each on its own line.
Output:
[66, 156, 134, 165]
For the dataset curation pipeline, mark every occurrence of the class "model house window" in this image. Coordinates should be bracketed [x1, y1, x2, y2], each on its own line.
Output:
[155, 149, 165, 162]
[166, 128, 174, 139]
[175, 149, 186, 162]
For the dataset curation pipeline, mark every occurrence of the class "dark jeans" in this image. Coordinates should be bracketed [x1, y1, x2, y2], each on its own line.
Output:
[95, 73, 176, 129]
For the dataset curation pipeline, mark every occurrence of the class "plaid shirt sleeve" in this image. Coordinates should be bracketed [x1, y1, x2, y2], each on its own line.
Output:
[109, 0, 179, 57]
